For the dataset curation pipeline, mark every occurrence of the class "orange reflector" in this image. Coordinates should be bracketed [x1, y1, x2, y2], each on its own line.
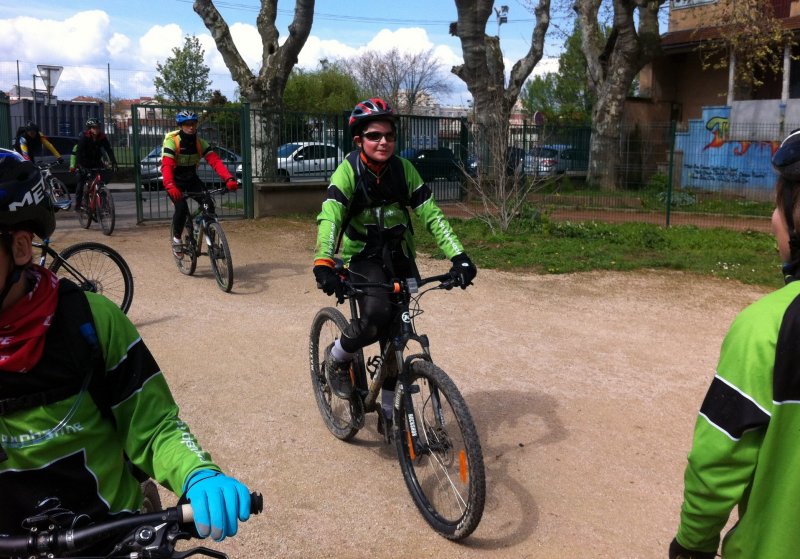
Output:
[459, 450, 468, 483]
[393, 282, 401, 293]
[407, 431, 416, 460]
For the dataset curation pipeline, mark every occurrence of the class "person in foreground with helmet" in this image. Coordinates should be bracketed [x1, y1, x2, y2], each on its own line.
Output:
[162, 110, 238, 258]
[312, 98, 477, 434]
[0, 149, 252, 545]
[70, 118, 118, 212]
[668, 128, 800, 559]
[13, 121, 63, 165]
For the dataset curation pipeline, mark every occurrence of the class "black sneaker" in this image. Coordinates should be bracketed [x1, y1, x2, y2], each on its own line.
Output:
[324, 345, 354, 399]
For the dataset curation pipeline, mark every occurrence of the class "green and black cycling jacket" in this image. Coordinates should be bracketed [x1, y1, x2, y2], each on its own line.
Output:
[676, 280, 800, 559]
[0, 292, 219, 532]
[315, 151, 464, 265]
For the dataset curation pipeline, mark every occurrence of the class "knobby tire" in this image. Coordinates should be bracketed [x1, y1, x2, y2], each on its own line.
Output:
[395, 360, 486, 540]
[49, 241, 135, 313]
[97, 187, 115, 235]
[174, 223, 197, 276]
[309, 307, 363, 441]
[207, 221, 233, 292]
[77, 188, 92, 229]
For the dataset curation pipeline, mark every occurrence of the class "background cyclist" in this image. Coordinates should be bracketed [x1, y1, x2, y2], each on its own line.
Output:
[0, 149, 252, 544]
[161, 110, 238, 257]
[69, 118, 118, 212]
[312, 97, 477, 433]
[13, 121, 62, 165]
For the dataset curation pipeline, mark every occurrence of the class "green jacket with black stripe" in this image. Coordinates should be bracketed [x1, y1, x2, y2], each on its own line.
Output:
[675, 280, 800, 558]
[315, 151, 464, 265]
[0, 289, 219, 533]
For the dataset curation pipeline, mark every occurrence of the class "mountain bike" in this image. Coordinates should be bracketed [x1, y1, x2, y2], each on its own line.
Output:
[36, 160, 71, 210]
[77, 167, 115, 235]
[172, 188, 233, 293]
[35, 238, 134, 313]
[308, 266, 486, 540]
[0, 491, 263, 559]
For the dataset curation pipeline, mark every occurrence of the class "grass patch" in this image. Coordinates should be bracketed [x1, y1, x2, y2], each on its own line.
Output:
[412, 213, 782, 288]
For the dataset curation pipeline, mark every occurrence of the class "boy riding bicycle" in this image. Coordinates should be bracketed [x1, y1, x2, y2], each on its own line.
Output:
[312, 97, 477, 430]
[0, 150, 252, 544]
[161, 110, 238, 258]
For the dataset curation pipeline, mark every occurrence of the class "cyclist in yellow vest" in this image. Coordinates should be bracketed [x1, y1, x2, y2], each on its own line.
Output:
[161, 111, 238, 257]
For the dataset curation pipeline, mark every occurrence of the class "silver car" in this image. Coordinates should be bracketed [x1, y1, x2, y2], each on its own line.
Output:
[275, 142, 344, 182]
[139, 145, 242, 185]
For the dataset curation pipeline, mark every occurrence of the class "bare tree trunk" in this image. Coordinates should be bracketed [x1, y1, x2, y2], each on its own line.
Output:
[194, 0, 315, 179]
[450, 0, 551, 229]
[574, 0, 663, 191]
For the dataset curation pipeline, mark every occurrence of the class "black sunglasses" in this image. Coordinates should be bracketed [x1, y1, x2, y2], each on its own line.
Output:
[362, 131, 396, 142]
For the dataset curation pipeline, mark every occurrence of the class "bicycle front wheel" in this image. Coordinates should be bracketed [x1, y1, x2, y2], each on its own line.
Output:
[77, 189, 91, 229]
[206, 221, 233, 292]
[97, 188, 115, 236]
[48, 176, 71, 209]
[50, 241, 134, 313]
[395, 360, 486, 540]
[309, 307, 362, 441]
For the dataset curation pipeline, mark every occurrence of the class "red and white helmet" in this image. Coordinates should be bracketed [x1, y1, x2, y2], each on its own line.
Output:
[348, 98, 396, 138]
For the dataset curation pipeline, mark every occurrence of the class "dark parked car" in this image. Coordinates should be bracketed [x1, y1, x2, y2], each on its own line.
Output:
[466, 146, 528, 178]
[405, 147, 466, 182]
[30, 135, 80, 189]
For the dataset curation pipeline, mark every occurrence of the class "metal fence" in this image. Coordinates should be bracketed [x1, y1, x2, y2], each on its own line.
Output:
[2, 74, 781, 232]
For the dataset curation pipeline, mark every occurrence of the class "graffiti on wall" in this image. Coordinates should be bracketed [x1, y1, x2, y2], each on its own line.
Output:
[675, 106, 780, 191]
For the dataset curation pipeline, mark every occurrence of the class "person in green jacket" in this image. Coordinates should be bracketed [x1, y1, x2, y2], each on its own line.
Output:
[312, 97, 477, 428]
[0, 149, 251, 545]
[670, 129, 800, 559]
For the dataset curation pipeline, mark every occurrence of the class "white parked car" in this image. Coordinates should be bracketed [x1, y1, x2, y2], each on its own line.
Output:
[275, 142, 344, 182]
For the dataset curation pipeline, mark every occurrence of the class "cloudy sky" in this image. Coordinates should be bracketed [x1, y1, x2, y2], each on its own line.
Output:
[0, 1, 576, 106]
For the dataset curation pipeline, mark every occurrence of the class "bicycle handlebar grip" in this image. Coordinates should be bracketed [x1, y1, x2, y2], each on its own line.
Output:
[179, 491, 264, 523]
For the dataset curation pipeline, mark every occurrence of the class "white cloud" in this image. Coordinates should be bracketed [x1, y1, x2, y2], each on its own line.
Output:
[0, 10, 476, 104]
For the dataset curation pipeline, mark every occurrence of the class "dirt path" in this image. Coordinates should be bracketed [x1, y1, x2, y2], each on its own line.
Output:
[50, 212, 768, 558]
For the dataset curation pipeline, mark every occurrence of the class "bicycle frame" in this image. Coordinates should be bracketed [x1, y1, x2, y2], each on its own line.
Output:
[343, 273, 453, 450]
[34, 239, 80, 277]
[184, 189, 223, 253]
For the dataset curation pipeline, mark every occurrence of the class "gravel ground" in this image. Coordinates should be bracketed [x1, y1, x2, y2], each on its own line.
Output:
[48, 211, 768, 558]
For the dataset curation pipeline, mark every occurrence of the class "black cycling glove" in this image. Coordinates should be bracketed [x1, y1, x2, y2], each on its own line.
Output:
[668, 538, 716, 559]
[313, 264, 340, 296]
[449, 252, 477, 289]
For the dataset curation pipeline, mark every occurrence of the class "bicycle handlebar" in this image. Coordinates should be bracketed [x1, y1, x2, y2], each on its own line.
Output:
[341, 271, 461, 295]
[0, 492, 263, 558]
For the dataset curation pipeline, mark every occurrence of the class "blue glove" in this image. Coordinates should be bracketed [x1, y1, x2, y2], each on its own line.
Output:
[183, 469, 251, 541]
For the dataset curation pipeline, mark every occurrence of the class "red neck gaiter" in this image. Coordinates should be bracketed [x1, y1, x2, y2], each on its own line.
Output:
[0, 266, 59, 373]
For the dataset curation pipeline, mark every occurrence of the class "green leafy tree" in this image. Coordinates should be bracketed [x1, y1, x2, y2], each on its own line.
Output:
[284, 61, 360, 113]
[690, 0, 794, 92]
[154, 35, 212, 104]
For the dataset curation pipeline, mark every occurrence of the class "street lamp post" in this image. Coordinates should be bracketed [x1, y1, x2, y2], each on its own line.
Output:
[495, 5, 509, 36]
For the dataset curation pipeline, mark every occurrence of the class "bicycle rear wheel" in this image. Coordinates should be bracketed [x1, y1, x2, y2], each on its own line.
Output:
[48, 176, 71, 210]
[49, 241, 135, 313]
[395, 360, 486, 540]
[206, 221, 233, 292]
[309, 307, 363, 441]
[97, 188, 115, 235]
[173, 223, 197, 276]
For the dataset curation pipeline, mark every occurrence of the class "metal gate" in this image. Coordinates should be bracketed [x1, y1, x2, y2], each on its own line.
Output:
[131, 104, 251, 223]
